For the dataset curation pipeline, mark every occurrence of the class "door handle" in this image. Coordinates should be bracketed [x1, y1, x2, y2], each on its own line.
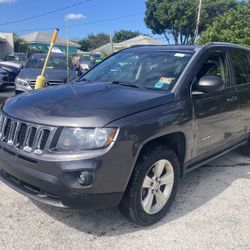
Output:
[227, 96, 238, 102]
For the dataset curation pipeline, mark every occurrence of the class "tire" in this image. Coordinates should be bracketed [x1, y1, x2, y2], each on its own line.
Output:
[119, 144, 180, 226]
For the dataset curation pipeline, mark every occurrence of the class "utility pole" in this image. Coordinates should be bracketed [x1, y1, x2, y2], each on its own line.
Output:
[194, 0, 202, 41]
[110, 34, 114, 54]
[66, 19, 70, 83]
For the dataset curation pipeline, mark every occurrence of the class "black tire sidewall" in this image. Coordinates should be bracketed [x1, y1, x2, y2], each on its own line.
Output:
[122, 145, 180, 226]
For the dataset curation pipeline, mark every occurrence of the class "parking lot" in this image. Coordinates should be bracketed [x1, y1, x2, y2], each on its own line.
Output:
[0, 140, 249, 249]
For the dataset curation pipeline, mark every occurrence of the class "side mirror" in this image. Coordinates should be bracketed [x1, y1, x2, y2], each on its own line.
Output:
[195, 76, 224, 93]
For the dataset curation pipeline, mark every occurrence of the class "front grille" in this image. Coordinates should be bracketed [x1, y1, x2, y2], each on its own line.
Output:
[29, 80, 64, 89]
[0, 114, 56, 155]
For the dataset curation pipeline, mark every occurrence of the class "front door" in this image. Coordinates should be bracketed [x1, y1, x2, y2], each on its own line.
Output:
[191, 49, 243, 158]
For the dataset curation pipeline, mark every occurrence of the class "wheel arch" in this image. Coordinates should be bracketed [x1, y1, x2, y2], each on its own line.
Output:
[134, 132, 186, 178]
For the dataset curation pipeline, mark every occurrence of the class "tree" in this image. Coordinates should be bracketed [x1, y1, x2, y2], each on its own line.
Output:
[13, 34, 29, 53]
[113, 30, 141, 43]
[144, 0, 237, 45]
[78, 33, 110, 51]
[198, 3, 250, 47]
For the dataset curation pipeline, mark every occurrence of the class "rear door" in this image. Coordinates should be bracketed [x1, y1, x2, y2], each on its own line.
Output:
[191, 49, 243, 158]
[229, 49, 250, 134]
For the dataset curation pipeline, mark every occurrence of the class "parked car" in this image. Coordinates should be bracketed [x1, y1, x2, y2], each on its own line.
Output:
[78, 53, 103, 74]
[0, 43, 250, 226]
[0, 61, 22, 88]
[4, 53, 27, 66]
[15, 53, 77, 93]
[0, 67, 8, 88]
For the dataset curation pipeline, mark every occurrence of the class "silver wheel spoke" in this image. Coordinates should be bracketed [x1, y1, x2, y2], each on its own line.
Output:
[143, 192, 154, 214]
[143, 176, 152, 189]
[155, 190, 167, 209]
[141, 159, 175, 215]
[154, 160, 165, 178]
[160, 172, 174, 186]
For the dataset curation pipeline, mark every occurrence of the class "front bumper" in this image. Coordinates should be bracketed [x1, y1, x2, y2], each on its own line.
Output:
[0, 146, 125, 210]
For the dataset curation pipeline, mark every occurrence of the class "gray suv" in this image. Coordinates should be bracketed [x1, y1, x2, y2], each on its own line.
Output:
[0, 43, 250, 226]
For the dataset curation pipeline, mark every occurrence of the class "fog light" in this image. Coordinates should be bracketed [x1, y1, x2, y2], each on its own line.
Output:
[78, 171, 94, 186]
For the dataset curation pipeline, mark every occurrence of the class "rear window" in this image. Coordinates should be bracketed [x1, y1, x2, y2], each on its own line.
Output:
[231, 50, 250, 85]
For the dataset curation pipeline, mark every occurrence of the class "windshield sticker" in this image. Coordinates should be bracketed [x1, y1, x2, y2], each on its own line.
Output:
[174, 53, 186, 57]
[155, 77, 175, 89]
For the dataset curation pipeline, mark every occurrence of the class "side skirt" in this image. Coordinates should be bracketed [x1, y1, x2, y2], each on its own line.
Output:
[184, 139, 248, 175]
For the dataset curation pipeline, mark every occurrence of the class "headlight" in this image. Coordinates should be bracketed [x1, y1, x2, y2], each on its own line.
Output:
[15, 78, 29, 86]
[55, 128, 118, 152]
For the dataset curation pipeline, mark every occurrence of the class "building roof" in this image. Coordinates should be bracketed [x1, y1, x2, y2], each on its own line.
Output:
[119, 35, 163, 47]
[0, 37, 6, 43]
[0, 33, 8, 43]
[93, 35, 163, 55]
[21, 31, 80, 48]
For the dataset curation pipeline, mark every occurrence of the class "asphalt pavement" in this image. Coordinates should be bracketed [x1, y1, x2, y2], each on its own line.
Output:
[0, 87, 249, 249]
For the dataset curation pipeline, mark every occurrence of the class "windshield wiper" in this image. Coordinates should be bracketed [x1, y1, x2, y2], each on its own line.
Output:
[111, 81, 139, 88]
[74, 78, 92, 83]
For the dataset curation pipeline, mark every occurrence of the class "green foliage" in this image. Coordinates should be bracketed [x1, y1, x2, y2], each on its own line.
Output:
[198, 3, 250, 47]
[144, 0, 237, 45]
[78, 33, 110, 51]
[13, 33, 29, 53]
[113, 29, 141, 43]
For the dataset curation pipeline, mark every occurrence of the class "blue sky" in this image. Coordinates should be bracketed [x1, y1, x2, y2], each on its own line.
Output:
[0, 0, 165, 42]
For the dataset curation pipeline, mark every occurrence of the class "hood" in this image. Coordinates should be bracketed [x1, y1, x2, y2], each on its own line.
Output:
[18, 68, 75, 82]
[3, 82, 174, 127]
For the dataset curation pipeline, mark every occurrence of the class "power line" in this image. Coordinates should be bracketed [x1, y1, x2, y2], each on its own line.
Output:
[7, 12, 145, 34]
[0, 0, 91, 26]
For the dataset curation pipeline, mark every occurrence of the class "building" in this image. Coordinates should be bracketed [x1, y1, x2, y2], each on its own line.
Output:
[93, 35, 163, 55]
[0, 32, 14, 59]
[21, 31, 80, 54]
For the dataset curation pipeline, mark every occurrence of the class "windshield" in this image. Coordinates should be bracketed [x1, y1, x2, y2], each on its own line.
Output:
[81, 50, 192, 91]
[80, 59, 92, 64]
[25, 55, 72, 70]
[5, 54, 26, 62]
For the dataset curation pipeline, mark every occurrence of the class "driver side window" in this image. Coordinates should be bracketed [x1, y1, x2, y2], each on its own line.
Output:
[194, 52, 230, 91]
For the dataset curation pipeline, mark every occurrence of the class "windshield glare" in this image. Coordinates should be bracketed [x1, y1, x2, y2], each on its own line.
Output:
[82, 50, 192, 91]
[25, 55, 72, 70]
[6, 54, 26, 62]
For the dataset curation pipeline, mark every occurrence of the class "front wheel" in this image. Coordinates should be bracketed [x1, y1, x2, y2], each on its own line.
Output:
[119, 145, 180, 226]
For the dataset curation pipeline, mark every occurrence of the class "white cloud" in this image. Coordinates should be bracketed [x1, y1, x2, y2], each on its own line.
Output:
[65, 13, 85, 21]
[0, 0, 15, 3]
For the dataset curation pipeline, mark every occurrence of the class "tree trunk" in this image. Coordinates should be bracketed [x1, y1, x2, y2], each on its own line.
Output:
[163, 31, 170, 45]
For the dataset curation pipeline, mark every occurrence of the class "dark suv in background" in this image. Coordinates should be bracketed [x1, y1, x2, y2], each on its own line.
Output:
[0, 43, 249, 226]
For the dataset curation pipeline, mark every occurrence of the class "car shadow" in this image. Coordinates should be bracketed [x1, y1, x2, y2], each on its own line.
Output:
[34, 149, 250, 236]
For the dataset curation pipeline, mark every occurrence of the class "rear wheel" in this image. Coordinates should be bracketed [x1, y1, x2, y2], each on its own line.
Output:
[119, 145, 180, 226]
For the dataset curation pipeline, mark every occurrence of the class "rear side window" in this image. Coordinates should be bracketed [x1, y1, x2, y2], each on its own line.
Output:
[231, 51, 250, 85]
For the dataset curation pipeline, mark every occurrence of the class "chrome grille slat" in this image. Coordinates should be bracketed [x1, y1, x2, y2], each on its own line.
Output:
[0, 114, 55, 155]
[13, 122, 21, 146]
[34, 129, 45, 155]
[23, 126, 33, 152]
[7, 121, 17, 146]
[0, 117, 8, 140]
